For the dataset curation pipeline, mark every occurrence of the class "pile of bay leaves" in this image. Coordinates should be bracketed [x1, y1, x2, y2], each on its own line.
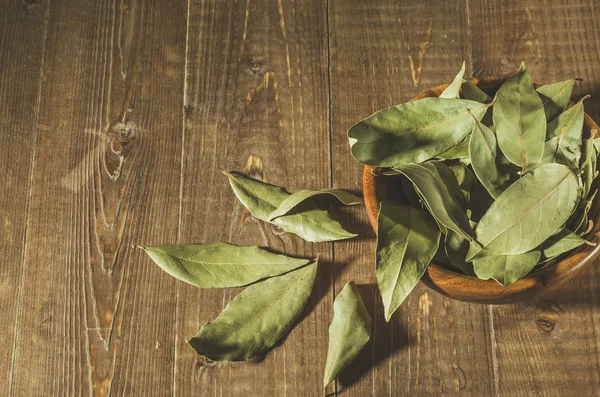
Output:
[349, 62, 599, 320]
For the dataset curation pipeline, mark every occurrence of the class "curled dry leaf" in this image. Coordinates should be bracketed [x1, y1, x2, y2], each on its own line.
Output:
[268, 188, 363, 220]
[225, 172, 356, 242]
[393, 161, 473, 242]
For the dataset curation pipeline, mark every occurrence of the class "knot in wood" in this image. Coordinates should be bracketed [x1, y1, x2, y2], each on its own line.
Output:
[247, 57, 265, 75]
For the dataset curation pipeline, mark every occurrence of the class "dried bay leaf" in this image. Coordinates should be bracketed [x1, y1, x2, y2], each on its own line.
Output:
[225, 172, 356, 242]
[544, 96, 588, 169]
[439, 62, 466, 99]
[473, 250, 541, 285]
[580, 137, 597, 199]
[436, 135, 470, 160]
[444, 230, 475, 275]
[448, 162, 476, 201]
[542, 228, 589, 259]
[348, 97, 489, 167]
[268, 188, 363, 220]
[188, 261, 318, 361]
[139, 243, 310, 288]
[469, 117, 513, 198]
[493, 63, 546, 171]
[536, 79, 575, 121]
[393, 161, 473, 242]
[467, 163, 580, 259]
[461, 80, 492, 103]
[376, 201, 441, 321]
[323, 282, 371, 386]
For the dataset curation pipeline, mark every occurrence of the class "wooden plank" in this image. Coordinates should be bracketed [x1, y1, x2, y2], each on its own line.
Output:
[469, 0, 600, 395]
[329, 1, 496, 395]
[9, 0, 187, 395]
[0, 0, 49, 394]
[174, 0, 332, 396]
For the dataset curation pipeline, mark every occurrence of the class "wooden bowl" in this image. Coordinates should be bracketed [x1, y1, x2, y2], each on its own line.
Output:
[363, 77, 600, 304]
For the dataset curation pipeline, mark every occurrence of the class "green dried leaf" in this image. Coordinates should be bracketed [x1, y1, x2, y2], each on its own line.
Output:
[580, 138, 597, 199]
[440, 62, 466, 99]
[436, 136, 470, 160]
[467, 163, 580, 259]
[323, 282, 371, 386]
[473, 250, 541, 285]
[188, 262, 318, 361]
[593, 138, 600, 154]
[444, 230, 474, 275]
[225, 172, 356, 242]
[139, 243, 310, 288]
[493, 63, 546, 171]
[544, 96, 588, 169]
[268, 188, 363, 220]
[393, 161, 473, 242]
[348, 97, 489, 167]
[536, 79, 575, 121]
[461, 80, 492, 103]
[376, 201, 441, 321]
[448, 162, 476, 201]
[542, 228, 588, 259]
[469, 117, 513, 198]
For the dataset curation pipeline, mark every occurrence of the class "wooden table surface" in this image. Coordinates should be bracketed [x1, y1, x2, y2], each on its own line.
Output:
[2, 0, 600, 396]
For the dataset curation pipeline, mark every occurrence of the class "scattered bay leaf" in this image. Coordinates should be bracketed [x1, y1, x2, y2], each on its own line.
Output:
[323, 282, 371, 386]
[393, 161, 473, 241]
[473, 250, 541, 285]
[139, 243, 309, 288]
[493, 63, 546, 171]
[536, 79, 575, 121]
[440, 62, 466, 99]
[467, 163, 579, 258]
[376, 201, 440, 321]
[348, 97, 489, 167]
[269, 188, 363, 220]
[188, 261, 318, 361]
[225, 172, 356, 242]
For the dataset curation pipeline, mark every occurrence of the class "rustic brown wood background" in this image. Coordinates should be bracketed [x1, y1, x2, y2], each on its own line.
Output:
[2, 0, 600, 395]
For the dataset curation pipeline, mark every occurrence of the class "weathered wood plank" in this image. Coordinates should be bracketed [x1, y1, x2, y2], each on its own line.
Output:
[0, 0, 49, 394]
[329, 1, 496, 395]
[175, 0, 332, 396]
[8, 0, 186, 395]
[469, 1, 600, 395]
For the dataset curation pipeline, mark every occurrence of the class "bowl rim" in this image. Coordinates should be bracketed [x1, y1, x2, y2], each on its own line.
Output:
[362, 77, 600, 304]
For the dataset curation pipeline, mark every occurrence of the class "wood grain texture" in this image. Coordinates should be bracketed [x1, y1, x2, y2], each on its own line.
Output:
[329, 1, 495, 395]
[2, 0, 600, 396]
[6, 0, 186, 395]
[174, 0, 332, 395]
[0, 0, 49, 394]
